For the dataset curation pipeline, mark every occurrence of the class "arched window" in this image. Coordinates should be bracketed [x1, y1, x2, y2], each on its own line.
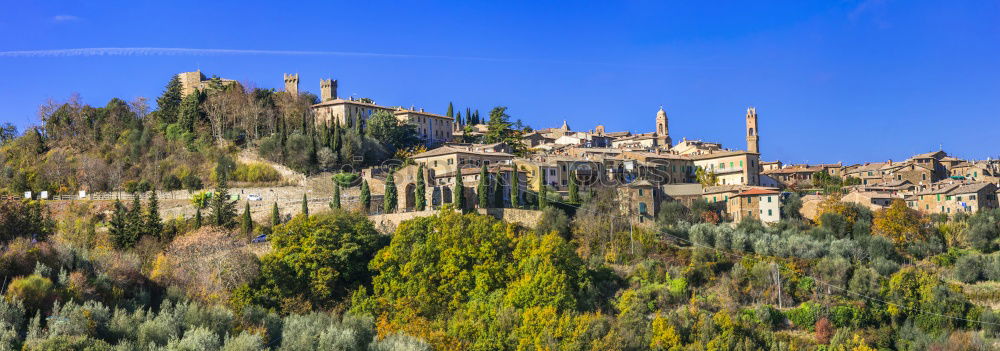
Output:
[748, 128, 755, 136]
[639, 202, 648, 215]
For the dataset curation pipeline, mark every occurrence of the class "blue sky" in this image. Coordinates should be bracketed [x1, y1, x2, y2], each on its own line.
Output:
[1, 1, 999, 164]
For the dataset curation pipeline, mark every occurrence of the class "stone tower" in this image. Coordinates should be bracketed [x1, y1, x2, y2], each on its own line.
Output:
[594, 125, 605, 136]
[655, 107, 672, 148]
[320, 79, 338, 101]
[283, 73, 299, 95]
[746, 107, 759, 154]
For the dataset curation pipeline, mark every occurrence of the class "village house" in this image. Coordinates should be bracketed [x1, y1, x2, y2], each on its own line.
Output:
[410, 145, 515, 175]
[726, 188, 781, 223]
[908, 181, 999, 214]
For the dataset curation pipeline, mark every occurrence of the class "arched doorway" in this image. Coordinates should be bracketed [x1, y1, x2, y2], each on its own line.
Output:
[432, 186, 442, 208]
[442, 186, 453, 204]
[404, 183, 416, 211]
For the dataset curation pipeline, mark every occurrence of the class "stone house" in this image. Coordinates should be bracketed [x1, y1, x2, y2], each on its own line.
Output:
[726, 188, 781, 223]
[909, 182, 999, 215]
[691, 151, 762, 186]
[410, 145, 514, 175]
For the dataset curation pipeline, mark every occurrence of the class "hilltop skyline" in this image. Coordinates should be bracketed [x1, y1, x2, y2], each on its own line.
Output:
[2, 1, 1000, 164]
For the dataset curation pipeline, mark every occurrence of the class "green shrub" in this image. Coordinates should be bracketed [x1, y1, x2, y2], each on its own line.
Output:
[4, 275, 55, 313]
[786, 302, 819, 331]
[232, 163, 281, 183]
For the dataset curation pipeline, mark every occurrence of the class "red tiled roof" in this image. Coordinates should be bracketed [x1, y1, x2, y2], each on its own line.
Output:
[738, 188, 780, 196]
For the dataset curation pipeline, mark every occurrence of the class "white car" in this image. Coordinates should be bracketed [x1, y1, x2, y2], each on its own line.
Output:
[247, 194, 262, 201]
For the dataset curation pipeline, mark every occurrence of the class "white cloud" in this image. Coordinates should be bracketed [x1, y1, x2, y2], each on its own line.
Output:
[52, 15, 81, 23]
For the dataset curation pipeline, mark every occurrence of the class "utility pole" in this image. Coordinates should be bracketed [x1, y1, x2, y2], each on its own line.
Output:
[771, 263, 783, 308]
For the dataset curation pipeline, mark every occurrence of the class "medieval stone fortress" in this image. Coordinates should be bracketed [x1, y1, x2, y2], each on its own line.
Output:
[177, 70, 1000, 226]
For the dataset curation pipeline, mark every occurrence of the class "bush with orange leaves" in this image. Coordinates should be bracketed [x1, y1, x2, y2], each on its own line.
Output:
[872, 199, 928, 246]
[150, 227, 259, 304]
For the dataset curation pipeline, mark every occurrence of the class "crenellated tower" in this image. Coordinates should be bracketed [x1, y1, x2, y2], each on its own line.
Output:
[320, 78, 338, 101]
[746, 107, 759, 154]
[283, 73, 299, 95]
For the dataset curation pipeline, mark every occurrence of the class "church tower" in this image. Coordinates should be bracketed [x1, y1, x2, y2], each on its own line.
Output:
[655, 107, 672, 148]
[283, 73, 299, 95]
[746, 107, 759, 154]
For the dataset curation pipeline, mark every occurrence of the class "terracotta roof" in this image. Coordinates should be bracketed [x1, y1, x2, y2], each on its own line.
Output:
[738, 188, 780, 196]
[411, 145, 514, 159]
[763, 166, 823, 175]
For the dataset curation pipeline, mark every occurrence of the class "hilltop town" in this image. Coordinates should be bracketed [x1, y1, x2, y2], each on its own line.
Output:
[166, 70, 1000, 227]
[3, 70, 1000, 350]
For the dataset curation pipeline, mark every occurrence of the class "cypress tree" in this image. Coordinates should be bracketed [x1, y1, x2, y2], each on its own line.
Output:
[145, 190, 162, 238]
[466, 108, 472, 125]
[477, 164, 489, 209]
[301, 193, 309, 217]
[493, 171, 504, 208]
[109, 199, 129, 249]
[454, 169, 465, 211]
[538, 172, 548, 210]
[270, 202, 280, 226]
[510, 169, 520, 208]
[210, 174, 237, 227]
[446, 102, 454, 118]
[456, 111, 462, 127]
[195, 207, 202, 229]
[569, 170, 580, 203]
[331, 121, 341, 152]
[384, 172, 397, 214]
[415, 165, 426, 211]
[241, 202, 253, 236]
[330, 184, 341, 209]
[474, 109, 481, 125]
[360, 180, 371, 214]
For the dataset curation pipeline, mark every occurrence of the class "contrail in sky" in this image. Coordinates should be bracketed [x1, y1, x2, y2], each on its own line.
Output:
[0, 47, 714, 69]
[0, 47, 504, 61]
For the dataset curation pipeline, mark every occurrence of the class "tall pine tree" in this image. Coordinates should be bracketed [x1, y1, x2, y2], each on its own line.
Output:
[126, 196, 143, 246]
[210, 174, 237, 227]
[384, 172, 397, 214]
[109, 200, 129, 249]
[156, 75, 183, 124]
[446, 102, 454, 118]
[145, 190, 162, 239]
[415, 165, 426, 211]
[477, 164, 489, 209]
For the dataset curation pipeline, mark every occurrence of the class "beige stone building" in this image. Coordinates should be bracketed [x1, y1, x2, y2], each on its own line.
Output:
[692, 151, 762, 186]
[394, 108, 454, 144]
[410, 145, 515, 175]
[312, 97, 395, 129]
[908, 181, 999, 215]
[619, 179, 658, 226]
[177, 70, 238, 96]
[726, 188, 781, 223]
